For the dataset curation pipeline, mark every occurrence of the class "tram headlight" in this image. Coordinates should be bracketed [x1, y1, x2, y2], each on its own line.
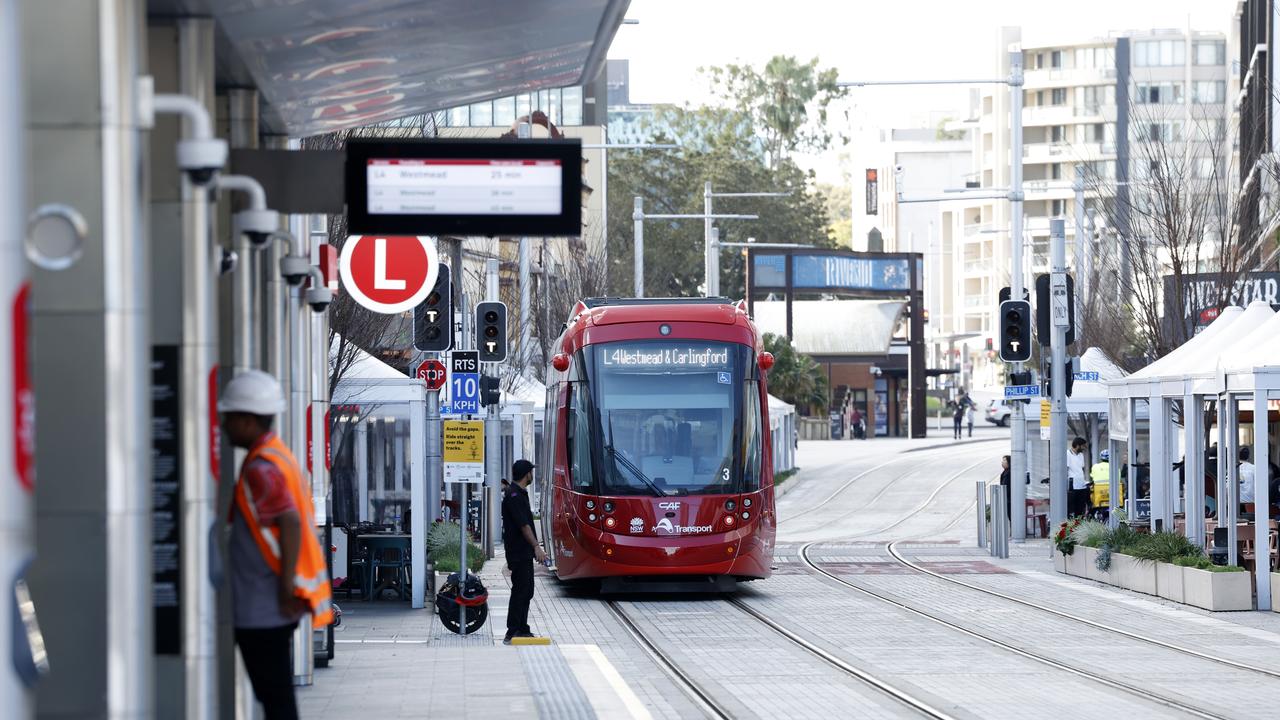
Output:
[741, 512, 750, 520]
[604, 516, 617, 529]
[603, 501, 614, 513]
[743, 498, 752, 508]
[725, 500, 736, 511]
[724, 515, 735, 526]
[585, 500, 595, 510]
[588, 513, 597, 523]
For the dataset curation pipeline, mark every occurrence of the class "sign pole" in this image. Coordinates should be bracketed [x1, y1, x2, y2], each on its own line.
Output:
[1049, 218, 1069, 529]
[458, 481, 467, 633]
[1008, 50, 1028, 541]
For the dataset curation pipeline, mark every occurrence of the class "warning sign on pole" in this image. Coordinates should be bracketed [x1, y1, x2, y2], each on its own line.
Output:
[443, 420, 485, 483]
[1040, 399, 1051, 440]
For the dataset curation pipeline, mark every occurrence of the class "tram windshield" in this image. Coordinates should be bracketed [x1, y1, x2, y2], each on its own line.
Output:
[582, 340, 759, 496]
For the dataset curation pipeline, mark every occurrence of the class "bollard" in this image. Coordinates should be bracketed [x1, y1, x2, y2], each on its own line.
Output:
[990, 485, 1009, 559]
[976, 481, 988, 549]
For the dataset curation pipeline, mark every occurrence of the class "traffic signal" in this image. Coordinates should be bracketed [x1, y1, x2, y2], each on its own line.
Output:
[1034, 273, 1076, 346]
[999, 299, 1032, 362]
[475, 301, 508, 362]
[480, 374, 501, 407]
[413, 264, 452, 352]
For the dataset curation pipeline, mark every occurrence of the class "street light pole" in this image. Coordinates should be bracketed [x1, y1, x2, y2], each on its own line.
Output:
[631, 198, 758, 299]
[1008, 49, 1028, 541]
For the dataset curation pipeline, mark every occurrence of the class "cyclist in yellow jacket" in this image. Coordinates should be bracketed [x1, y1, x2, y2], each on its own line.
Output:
[1089, 449, 1123, 519]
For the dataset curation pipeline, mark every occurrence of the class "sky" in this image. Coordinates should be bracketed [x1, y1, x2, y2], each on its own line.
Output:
[607, 0, 1239, 182]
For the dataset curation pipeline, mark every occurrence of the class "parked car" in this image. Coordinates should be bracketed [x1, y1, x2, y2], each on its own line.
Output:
[985, 399, 1012, 426]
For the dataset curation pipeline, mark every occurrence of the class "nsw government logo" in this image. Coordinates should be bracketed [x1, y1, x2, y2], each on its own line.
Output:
[629, 517, 644, 533]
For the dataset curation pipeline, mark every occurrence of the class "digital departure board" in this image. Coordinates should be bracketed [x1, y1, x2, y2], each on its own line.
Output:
[346, 139, 582, 236]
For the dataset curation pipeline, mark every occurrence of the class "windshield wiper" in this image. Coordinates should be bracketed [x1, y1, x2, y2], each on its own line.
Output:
[604, 445, 666, 497]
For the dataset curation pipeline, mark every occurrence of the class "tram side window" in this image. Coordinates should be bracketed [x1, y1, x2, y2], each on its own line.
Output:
[567, 383, 595, 491]
[540, 384, 558, 483]
[741, 381, 763, 492]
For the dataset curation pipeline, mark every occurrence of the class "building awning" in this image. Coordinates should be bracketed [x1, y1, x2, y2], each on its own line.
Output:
[158, 0, 630, 136]
[752, 300, 905, 356]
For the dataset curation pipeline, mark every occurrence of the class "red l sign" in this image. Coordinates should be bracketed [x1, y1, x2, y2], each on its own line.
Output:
[339, 235, 439, 314]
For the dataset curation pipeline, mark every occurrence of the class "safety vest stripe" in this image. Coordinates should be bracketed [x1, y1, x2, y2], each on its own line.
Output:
[237, 471, 283, 559]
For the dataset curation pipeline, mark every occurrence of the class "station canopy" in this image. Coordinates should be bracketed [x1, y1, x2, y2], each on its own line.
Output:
[151, 0, 629, 136]
[752, 299, 905, 355]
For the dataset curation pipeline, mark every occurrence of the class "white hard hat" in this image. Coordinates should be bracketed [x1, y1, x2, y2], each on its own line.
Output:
[217, 370, 286, 415]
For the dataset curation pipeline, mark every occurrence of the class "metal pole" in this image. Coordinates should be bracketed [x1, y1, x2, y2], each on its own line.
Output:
[633, 197, 644, 297]
[426, 388, 442, 531]
[707, 227, 720, 297]
[484, 259, 500, 560]
[227, 88, 259, 378]
[1108, 436, 1119, 529]
[1227, 396, 1238, 566]
[175, 19, 220, 720]
[704, 181, 713, 297]
[459, 483, 468, 633]
[0, 0, 35, 710]
[1073, 166, 1085, 341]
[1255, 388, 1271, 609]
[600, 127, 608, 275]
[1009, 49, 1028, 541]
[519, 237, 531, 370]
[286, 211, 313, 688]
[976, 481, 987, 548]
[1049, 218, 1069, 528]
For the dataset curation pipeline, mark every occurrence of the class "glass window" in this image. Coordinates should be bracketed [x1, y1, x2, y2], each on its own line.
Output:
[1193, 80, 1225, 104]
[1136, 39, 1185, 66]
[1051, 50, 1062, 69]
[1051, 163, 1062, 180]
[590, 341, 752, 496]
[1195, 40, 1225, 66]
[1051, 88, 1067, 105]
[740, 382, 762, 492]
[493, 96, 516, 126]
[548, 88, 562, 125]
[537, 89, 549, 115]
[447, 106, 469, 127]
[469, 101, 493, 126]
[567, 383, 595, 491]
[561, 86, 583, 125]
[516, 93, 531, 118]
[1093, 123, 1105, 142]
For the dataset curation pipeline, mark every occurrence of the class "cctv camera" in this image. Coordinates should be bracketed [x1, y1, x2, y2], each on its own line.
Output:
[894, 164, 904, 173]
[279, 256, 310, 286]
[306, 286, 332, 313]
[236, 208, 280, 248]
[175, 137, 228, 187]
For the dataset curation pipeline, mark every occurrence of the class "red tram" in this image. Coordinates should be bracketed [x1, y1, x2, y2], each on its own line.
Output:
[537, 297, 776, 592]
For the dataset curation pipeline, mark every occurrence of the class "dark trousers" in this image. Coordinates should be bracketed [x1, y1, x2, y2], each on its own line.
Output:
[234, 624, 299, 720]
[1068, 488, 1090, 518]
[953, 417, 963, 438]
[507, 557, 534, 637]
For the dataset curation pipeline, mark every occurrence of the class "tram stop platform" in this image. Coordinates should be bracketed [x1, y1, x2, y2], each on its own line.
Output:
[298, 549, 651, 719]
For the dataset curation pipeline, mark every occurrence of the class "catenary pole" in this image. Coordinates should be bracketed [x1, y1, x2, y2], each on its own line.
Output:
[1008, 50, 1029, 541]
[1049, 219, 1069, 530]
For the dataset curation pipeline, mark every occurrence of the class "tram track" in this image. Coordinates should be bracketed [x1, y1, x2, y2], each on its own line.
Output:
[607, 598, 958, 720]
[798, 542, 1229, 720]
[884, 540, 1280, 681]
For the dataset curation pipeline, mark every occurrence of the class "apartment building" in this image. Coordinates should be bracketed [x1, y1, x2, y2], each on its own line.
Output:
[938, 26, 1230, 388]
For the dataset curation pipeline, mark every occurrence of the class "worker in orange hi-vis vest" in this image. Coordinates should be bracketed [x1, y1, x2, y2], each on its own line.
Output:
[219, 370, 333, 720]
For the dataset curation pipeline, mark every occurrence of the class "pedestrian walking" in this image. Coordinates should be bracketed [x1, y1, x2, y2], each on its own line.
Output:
[952, 401, 964, 440]
[851, 408, 864, 440]
[999, 455, 1012, 522]
[502, 459, 547, 644]
[1068, 437, 1090, 517]
[1239, 446, 1256, 511]
[967, 404, 975, 438]
[219, 371, 333, 720]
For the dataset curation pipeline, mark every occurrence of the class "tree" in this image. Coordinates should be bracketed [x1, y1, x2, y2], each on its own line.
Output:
[607, 104, 837, 298]
[762, 333, 828, 415]
[1081, 104, 1249, 363]
[815, 181, 852, 248]
[704, 56, 847, 169]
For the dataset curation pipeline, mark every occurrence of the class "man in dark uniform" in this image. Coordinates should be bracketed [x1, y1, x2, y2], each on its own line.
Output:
[502, 459, 547, 644]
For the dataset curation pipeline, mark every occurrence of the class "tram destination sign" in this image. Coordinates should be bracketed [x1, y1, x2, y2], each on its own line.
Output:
[345, 138, 582, 237]
[600, 345, 732, 369]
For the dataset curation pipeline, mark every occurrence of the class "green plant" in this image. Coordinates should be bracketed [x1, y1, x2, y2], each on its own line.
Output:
[774, 468, 799, 487]
[1171, 556, 1244, 572]
[427, 521, 485, 574]
[1074, 519, 1109, 548]
[1124, 531, 1205, 564]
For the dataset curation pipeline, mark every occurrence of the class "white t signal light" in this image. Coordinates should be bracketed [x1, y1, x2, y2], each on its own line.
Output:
[999, 299, 1032, 362]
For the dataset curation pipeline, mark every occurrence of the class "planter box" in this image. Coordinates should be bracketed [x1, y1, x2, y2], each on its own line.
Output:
[1183, 567, 1252, 611]
[1156, 562, 1184, 603]
[1110, 553, 1157, 595]
[1084, 547, 1110, 583]
[1064, 547, 1089, 577]
[1053, 547, 1066, 573]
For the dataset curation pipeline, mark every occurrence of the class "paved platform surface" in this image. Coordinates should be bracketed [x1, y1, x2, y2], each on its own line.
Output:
[294, 433, 1280, 719]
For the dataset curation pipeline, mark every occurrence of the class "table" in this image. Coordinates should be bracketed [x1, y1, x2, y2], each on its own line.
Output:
[356, 534, 411, 601]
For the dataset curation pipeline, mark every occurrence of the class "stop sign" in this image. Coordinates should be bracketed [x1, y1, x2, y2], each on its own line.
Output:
[417, 359, 446, 390]
[339, 235, 440, 314]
